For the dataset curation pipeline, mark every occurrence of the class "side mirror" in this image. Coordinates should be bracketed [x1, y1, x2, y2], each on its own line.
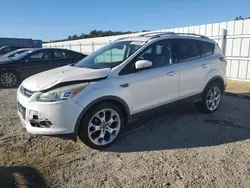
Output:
[135, 60, 152, 70]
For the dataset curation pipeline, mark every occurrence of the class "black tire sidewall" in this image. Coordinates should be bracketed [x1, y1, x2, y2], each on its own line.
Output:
[0, 71, 20, 88]
[78, 102, 125, 149]
[201, 82, 222, 113]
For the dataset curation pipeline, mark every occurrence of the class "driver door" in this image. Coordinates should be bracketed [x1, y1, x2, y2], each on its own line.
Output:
[128, 40, 180, 114]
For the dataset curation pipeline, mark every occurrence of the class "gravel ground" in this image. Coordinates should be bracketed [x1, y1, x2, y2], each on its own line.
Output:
[0, 88, 250, 188]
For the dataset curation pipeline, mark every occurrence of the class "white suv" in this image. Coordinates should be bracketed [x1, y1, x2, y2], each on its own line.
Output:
[17, 32, 227, 149]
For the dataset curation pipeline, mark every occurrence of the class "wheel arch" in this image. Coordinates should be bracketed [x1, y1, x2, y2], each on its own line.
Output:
[203, 76, 225, 94]
[74, 95, 130, 134]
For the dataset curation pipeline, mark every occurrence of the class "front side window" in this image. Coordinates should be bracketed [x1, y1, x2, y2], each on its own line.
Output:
[176, 39, 201, 62]
[74, 41, 145, 69]
[136, 40, 174, 68]
[119, 40, 174, 75]
[28, 51, 50, 60]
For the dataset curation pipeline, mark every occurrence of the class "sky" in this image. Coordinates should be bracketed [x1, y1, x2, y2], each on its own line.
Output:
[0, 0, 250, 41]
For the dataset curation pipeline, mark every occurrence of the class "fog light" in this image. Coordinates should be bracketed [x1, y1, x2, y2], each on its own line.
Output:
[29, 110, 38, 120]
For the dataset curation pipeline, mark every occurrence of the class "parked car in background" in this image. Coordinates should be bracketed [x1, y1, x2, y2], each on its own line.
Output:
[17, 32, 227, 149]
[0, 48, 87, 88]
[0, 48, 31, 60]
[0, 37, 42, 55]
[0, 46, 28, 56]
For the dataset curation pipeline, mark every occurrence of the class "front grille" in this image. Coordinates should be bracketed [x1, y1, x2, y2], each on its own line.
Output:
[18, 102, 26, 119]
[20, 86, 35, 98]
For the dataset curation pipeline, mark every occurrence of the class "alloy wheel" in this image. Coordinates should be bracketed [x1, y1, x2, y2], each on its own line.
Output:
[206, 86, 221, 111]
[0, 73, 17, 87]
[88, 108, 121, 146]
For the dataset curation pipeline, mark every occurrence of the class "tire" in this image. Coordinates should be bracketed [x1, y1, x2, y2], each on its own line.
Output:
[0, 71, 19, 88]
[78, 102, 125, 149]
[199, 82, 222, 113]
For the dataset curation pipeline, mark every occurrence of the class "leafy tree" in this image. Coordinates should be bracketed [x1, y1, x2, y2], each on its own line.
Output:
[72, 34, 78, 40]
[235, 16, 250, 20]
[50, 30, 138, 42]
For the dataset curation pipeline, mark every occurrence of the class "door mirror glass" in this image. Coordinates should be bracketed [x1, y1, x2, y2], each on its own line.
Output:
[135, 60, 152, 70]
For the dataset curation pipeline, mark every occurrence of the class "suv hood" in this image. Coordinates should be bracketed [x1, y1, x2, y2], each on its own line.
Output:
[22, 65, 111, 91]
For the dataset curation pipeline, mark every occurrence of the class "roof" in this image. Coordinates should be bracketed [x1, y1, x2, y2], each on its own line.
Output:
[115, 32, 214, 43]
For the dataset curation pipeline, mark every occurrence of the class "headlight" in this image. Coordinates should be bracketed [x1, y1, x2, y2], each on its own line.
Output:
[38, 83, 88, 102]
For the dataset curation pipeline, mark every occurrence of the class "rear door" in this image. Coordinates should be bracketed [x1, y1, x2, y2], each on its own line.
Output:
[197, 41, 216, 88]
[175, 39, 204, 99]
[50, 49, 83, 68]
[18, 50, 53, 79]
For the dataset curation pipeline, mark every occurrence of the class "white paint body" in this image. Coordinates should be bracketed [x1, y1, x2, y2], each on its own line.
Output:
[17, 35, 227, 135]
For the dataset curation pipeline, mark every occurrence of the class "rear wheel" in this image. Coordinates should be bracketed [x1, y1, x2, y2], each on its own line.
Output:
[199, 82, 222, 113]
[78, 102, 124, 149]
[0, 71, 19, 88]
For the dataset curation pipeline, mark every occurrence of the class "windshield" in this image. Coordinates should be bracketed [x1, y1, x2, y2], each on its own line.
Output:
[12, 50, 35, 60]
[1, 49, 28, 58]
[74, 41, 146, 69]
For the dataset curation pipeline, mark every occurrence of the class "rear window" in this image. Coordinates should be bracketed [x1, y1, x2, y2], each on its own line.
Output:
[199, 41, 214, 57]
[175, 39, 201, 62]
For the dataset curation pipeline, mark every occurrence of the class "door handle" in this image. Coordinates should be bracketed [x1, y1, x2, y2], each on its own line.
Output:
[120, 83, 129, 88]
[201, 64, 207, 68]
[166, 71, 175, 76]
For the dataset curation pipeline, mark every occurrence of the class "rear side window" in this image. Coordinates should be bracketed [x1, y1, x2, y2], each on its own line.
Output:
[64, 50, 82, 58]
[175, 39, 201, 62]
[199, 41, 214, 57]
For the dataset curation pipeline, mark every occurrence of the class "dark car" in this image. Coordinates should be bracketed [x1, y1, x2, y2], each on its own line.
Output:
[0, 48, 31, 60]
[0, 48, 87, 88]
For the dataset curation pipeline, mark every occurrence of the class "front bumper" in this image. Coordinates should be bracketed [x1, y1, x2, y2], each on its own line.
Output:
[17, 88, 84, 135]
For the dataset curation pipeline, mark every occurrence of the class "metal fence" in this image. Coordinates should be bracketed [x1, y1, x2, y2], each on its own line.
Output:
[43, 19, 250, 82]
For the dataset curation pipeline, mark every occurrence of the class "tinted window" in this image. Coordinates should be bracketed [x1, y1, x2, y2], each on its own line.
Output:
[53, 50, 66, 59]
[176, 39, 201, 62]
[64, 50, 81, 58]
[199, 41, 214, 57]
[28, 51, 50, 60]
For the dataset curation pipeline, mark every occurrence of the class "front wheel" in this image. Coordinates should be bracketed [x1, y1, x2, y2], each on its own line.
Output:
[78, 102, 124, 149]
[0, 71, 19, 88]
[200, 83, 222, 113]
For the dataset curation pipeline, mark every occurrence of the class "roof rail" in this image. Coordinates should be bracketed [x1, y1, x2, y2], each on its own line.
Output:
[140, 32, 209, 39]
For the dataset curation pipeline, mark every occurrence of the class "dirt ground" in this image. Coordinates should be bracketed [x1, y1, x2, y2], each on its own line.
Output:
[226, 80, 250, 96]
[0, 83, 250, 188]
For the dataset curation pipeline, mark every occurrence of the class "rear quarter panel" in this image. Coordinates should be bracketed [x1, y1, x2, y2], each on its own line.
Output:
[202, 53, 227, 90]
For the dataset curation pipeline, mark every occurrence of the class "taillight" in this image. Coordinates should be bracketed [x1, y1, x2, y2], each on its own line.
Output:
[219, 57, 227, 64]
